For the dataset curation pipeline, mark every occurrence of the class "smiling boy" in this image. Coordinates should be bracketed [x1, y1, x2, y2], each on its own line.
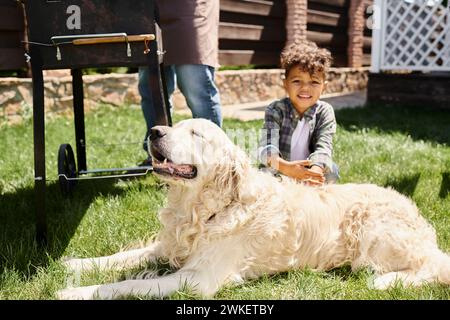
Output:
[259, 40, 339, 185]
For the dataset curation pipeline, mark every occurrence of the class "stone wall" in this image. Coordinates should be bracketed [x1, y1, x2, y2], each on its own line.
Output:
[0, 67, 369, 125]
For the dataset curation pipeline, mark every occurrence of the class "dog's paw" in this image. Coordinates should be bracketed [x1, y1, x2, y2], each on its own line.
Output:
[373, 272, 403, 290]
[56, 285, 100, 300]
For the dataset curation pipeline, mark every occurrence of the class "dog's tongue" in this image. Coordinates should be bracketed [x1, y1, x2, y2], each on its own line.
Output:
[153, 161, 197, 178]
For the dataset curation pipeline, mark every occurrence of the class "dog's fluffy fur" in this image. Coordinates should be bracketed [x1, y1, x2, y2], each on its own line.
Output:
[58, 119, 450, 299]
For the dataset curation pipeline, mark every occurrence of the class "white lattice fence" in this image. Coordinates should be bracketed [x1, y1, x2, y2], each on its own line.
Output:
[372, 0, 450, 72]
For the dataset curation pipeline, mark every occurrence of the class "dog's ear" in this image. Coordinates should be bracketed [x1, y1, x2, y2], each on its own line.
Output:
[212, 147, 250, 202]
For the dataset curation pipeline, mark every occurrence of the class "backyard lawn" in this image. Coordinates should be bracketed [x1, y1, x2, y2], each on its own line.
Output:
[0, 103, 449, 299]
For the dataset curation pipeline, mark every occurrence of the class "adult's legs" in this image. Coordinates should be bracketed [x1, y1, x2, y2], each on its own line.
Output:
[138, 64, 222, 152]
[138, 67, 156, 152]
[163, 65, 176, 106]
[175, 64, 222, 127]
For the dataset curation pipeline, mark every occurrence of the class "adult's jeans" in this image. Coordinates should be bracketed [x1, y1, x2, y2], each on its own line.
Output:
[138, 64, 222, 151]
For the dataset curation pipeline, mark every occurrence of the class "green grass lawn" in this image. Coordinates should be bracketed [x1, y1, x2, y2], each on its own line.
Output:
[0, 104, 449, 300]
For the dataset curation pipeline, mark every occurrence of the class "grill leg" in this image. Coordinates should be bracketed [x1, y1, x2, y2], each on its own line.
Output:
[147, 38, 171, 126]
[159, 62, 172, 126]
[72, 69, 86, 172]
[31, 48, 47, 244]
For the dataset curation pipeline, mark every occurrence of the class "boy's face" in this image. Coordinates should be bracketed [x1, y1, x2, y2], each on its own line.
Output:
[283, 67, 327, 114]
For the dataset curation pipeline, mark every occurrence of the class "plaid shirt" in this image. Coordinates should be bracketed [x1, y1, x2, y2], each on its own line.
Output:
[258, 97, 336, 171]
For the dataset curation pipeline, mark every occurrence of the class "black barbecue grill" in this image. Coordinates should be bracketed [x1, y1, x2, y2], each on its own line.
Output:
[23, 0, 171, 243]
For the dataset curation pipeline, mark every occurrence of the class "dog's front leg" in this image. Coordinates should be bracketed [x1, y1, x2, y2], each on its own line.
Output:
[62, 241, 162, 273]
[58, 262, 235, 299]
[57, 270, 203, 299]
[58, 237, 244, 299]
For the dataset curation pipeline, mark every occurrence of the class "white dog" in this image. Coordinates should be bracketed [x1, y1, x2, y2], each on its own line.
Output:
[58, 119, 450, 299]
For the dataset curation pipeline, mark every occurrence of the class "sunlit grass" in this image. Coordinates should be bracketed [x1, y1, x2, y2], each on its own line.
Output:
[0, 104, 449, 299]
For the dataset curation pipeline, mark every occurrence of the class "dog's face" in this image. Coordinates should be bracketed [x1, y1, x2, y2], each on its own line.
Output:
[149, 119, 238, 186]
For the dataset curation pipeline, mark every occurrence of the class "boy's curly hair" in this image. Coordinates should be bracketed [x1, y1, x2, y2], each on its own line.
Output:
[281, 40, 333, 78]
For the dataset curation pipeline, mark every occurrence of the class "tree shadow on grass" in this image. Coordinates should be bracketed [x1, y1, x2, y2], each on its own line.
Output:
[0, 178, 124, 276]
[384, 173, 421, 198]
[439, 172, 450, 199]
[335, 104, 450, 146]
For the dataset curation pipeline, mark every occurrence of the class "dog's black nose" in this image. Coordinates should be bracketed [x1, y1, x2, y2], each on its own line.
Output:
[150, 126, 167, 141]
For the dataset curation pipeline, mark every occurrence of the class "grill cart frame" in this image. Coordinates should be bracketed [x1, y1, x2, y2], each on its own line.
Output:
[23, 0, 171, 243]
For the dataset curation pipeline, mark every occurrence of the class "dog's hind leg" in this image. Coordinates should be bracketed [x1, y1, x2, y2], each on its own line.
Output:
[370, 250, 450, 290]
[62, 241, 162, 273]
[414, 249, 450, 286]
[372, 271, 432, 290]
[369, 248, 450, 290]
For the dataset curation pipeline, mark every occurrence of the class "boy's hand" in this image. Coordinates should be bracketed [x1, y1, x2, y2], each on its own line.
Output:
[305, 165, 325, 186]
[267, 156, 325, 185]
[280, 160, 325, 186]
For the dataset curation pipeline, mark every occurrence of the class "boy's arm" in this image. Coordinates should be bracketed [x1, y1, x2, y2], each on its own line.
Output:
[258, 103, 283, 166]
[308, 104, 336, 171]
[259, 102, 325, 185]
